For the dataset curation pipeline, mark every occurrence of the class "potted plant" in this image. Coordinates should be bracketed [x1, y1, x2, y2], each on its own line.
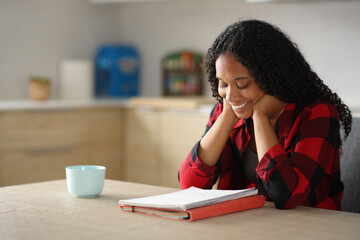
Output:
[29, 77, 51, 100]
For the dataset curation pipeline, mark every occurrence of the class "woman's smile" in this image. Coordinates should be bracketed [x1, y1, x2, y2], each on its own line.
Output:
[231, 101, 250, 113]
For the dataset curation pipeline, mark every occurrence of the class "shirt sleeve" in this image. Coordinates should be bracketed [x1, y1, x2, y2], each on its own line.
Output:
[179, 103, 225, 189]
[255, 102, 341, 209]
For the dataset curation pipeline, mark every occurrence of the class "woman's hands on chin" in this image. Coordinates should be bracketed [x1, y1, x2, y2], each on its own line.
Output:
[222, 98, 240, 126]
[251, 94, 287, 160]
[252, 94, 287, 127]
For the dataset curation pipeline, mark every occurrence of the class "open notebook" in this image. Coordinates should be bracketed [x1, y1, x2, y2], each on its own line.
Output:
[119, 187, 265, 221]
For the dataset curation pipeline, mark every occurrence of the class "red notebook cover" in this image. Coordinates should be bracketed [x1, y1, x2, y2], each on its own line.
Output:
[120, 195, 265, 221]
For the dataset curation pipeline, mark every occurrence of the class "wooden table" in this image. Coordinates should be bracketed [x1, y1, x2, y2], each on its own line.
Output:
[1, 180, 360, 240]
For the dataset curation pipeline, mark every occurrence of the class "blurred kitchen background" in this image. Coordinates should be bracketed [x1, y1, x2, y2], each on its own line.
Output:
[0, 0, 359, 103]
[0, 0, 359, 189]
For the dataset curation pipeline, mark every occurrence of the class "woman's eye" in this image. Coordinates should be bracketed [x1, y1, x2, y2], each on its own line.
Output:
[219, 84, 228, 88]
[237, 83, 248, 90]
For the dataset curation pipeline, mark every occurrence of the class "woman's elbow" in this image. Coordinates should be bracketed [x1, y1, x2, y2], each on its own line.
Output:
[273, 201, 298, 210]
[271, 195, 302, 209]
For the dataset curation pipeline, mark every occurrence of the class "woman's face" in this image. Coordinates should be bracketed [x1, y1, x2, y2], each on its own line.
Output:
[216, 53, 265, 119]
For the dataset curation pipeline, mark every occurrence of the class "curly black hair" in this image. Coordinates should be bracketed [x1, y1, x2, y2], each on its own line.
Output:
[204, 19, 352, 138]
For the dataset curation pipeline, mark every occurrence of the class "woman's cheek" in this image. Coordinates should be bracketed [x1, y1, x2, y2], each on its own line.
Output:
[218, 88, 226, 98]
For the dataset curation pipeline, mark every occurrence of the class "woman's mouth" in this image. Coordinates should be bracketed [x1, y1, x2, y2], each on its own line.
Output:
[232, 101, 250, 112]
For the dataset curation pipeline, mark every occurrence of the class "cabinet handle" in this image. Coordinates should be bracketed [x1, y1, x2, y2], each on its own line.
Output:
[25, 145, 75, 154]
[27, 109, 74, 114]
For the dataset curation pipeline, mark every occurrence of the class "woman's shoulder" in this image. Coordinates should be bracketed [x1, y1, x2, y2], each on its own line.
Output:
[297, 99, 339, 120]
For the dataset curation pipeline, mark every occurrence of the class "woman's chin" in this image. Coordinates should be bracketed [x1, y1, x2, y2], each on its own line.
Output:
[235, 110, 252, 120]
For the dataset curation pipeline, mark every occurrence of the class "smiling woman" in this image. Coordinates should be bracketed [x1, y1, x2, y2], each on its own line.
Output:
[178, 19, 352, 211]
[216, 54, 265, 120]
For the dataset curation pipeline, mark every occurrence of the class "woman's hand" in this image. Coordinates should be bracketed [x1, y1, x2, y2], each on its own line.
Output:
[252, 94, 287, 127]
[197, 98, 240, 167]
[251, 94, 287, 161]
[222, 98, 240, 127]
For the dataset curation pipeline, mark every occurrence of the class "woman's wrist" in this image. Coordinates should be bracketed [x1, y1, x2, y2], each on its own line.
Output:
[220, 110, 240, 128]
[252, 110, 268, 123]
[252, 111, 279, 161]
[198, 110, 238, 167]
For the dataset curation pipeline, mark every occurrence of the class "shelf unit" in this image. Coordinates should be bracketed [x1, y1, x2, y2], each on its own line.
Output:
[162, 51, 204, 96]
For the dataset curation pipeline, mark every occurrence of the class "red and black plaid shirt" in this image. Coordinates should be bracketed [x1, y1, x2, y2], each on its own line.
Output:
[179, 100, 344, 210]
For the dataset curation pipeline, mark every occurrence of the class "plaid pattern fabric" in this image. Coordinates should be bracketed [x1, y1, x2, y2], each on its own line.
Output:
[179, 100, 344, 210]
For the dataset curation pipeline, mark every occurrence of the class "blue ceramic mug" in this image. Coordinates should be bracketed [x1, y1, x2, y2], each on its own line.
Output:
[65, 165, 106, 198]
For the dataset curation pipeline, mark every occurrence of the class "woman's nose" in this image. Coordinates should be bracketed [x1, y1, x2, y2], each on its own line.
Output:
[225, 86, 241, 102]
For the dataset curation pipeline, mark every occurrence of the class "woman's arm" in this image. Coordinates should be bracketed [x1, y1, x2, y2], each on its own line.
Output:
[179, 101, 239, 189]
[252, 97, 342, 209]
[198, 99, 239, 167]
[252, 94, 287, 161]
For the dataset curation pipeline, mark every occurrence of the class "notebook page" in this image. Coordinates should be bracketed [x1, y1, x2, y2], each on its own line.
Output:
[119, 187, 258, 210]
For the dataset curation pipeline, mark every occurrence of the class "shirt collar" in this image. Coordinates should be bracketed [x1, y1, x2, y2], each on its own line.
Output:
[234, 118, 247, 128]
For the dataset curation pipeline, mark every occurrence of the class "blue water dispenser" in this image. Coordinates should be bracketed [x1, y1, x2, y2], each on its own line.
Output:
[95, 45, 140, 98]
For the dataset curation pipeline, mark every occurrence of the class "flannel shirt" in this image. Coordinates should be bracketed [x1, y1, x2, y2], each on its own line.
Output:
[179, 100, 344, 210]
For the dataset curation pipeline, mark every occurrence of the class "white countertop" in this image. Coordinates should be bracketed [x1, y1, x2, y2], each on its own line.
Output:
[0, 99, 130, 112]
[0, 97, 216, 116]
[0, 98, 358, 117]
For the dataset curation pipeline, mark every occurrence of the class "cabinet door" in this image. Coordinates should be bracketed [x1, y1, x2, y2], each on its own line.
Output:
[88, 108, 122, 180]
[1, 145, 88, 186]
[0, 110, 90, 186]
[160, 112, 208, 188]
[123, 108, 161, 186]
[1, 110, 88, 150]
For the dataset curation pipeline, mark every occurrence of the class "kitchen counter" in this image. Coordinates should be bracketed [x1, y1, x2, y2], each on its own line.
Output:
[0, 99, 129, 112]
[0, 97, 216, 113]
[129, 97, 216, 109]
[0, 98, 358, 117]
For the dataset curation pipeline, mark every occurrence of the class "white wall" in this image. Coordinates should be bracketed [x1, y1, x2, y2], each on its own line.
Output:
[0, 0, 359, 109]
[0, 0, 120, 100]
[117, 0, 360, 108]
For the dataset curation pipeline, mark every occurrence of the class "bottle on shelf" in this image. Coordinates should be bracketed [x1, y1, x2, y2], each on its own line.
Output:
[162, 51, 203, 96]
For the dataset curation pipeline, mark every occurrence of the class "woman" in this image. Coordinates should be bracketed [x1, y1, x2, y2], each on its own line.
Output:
[178, 19, 352, 210]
